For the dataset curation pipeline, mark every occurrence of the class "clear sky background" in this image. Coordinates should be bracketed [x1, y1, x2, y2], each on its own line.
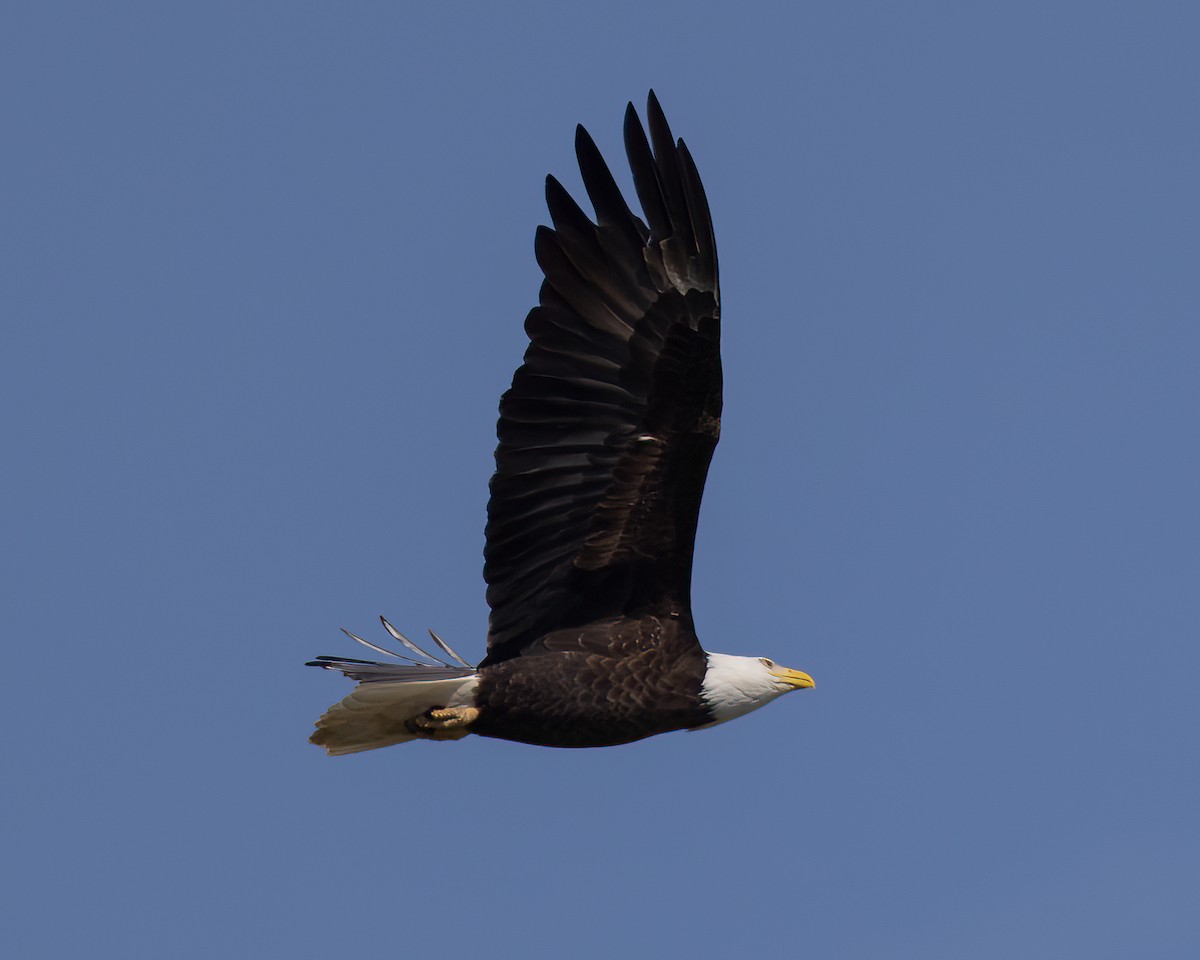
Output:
[5, 2, 1198, 957]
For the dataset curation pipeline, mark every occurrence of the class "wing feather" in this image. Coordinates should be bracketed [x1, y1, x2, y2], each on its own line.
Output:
[483, 93, 720, 664]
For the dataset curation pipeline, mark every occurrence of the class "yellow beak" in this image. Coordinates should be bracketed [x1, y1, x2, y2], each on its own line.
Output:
[770, 666, 815, 690]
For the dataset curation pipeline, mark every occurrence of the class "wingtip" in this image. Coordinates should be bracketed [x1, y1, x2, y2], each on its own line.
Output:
[574, 122, 596, 155]
[646, 92, 675, 149]
[544, 173, 569, 209]
[623, 100, 642, 136]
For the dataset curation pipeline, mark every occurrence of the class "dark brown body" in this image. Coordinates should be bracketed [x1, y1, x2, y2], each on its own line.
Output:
[472, 615, 710, 747]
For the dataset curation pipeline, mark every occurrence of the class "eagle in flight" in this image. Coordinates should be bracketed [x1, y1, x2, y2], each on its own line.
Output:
[308, 92, 814, 754]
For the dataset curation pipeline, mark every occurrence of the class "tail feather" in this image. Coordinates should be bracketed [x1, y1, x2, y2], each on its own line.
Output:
[309, 669, 479, 756]
[307, 622, 479, 756]
[307, 656, 474, 683]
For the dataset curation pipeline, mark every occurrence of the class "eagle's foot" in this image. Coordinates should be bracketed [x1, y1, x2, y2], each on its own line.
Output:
[409, 706, 480, 740]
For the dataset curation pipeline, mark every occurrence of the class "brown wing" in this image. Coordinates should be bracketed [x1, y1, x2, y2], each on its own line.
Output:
[482, 92, 720, 666]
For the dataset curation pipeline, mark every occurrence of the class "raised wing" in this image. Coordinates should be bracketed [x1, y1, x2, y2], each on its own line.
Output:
[482, 92, 721, 665]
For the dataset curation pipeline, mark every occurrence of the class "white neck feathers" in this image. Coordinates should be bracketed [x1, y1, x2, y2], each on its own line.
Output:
[698, 652, 791, 726]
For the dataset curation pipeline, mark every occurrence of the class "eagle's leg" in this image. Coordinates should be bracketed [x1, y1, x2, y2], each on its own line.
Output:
[408, 706, 480, 740]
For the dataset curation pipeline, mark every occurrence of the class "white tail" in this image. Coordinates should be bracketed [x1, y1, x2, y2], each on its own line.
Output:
[310, 673, 479, 755]
[307, 619, 479, 756]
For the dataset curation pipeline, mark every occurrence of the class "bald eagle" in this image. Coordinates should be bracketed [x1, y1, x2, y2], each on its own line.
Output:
[308, 92, 814, 754]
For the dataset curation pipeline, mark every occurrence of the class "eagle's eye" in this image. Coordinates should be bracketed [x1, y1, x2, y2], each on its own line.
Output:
[759, 658, 775, 668]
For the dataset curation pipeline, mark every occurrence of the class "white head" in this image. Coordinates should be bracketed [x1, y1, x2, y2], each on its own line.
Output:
[698, 652, 815, 727]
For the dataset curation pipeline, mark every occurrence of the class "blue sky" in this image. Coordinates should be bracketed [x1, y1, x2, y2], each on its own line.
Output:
[5, 2, 1199, 957]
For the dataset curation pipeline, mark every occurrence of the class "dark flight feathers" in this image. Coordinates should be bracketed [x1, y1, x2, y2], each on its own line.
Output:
[482, 92, 721, 666]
